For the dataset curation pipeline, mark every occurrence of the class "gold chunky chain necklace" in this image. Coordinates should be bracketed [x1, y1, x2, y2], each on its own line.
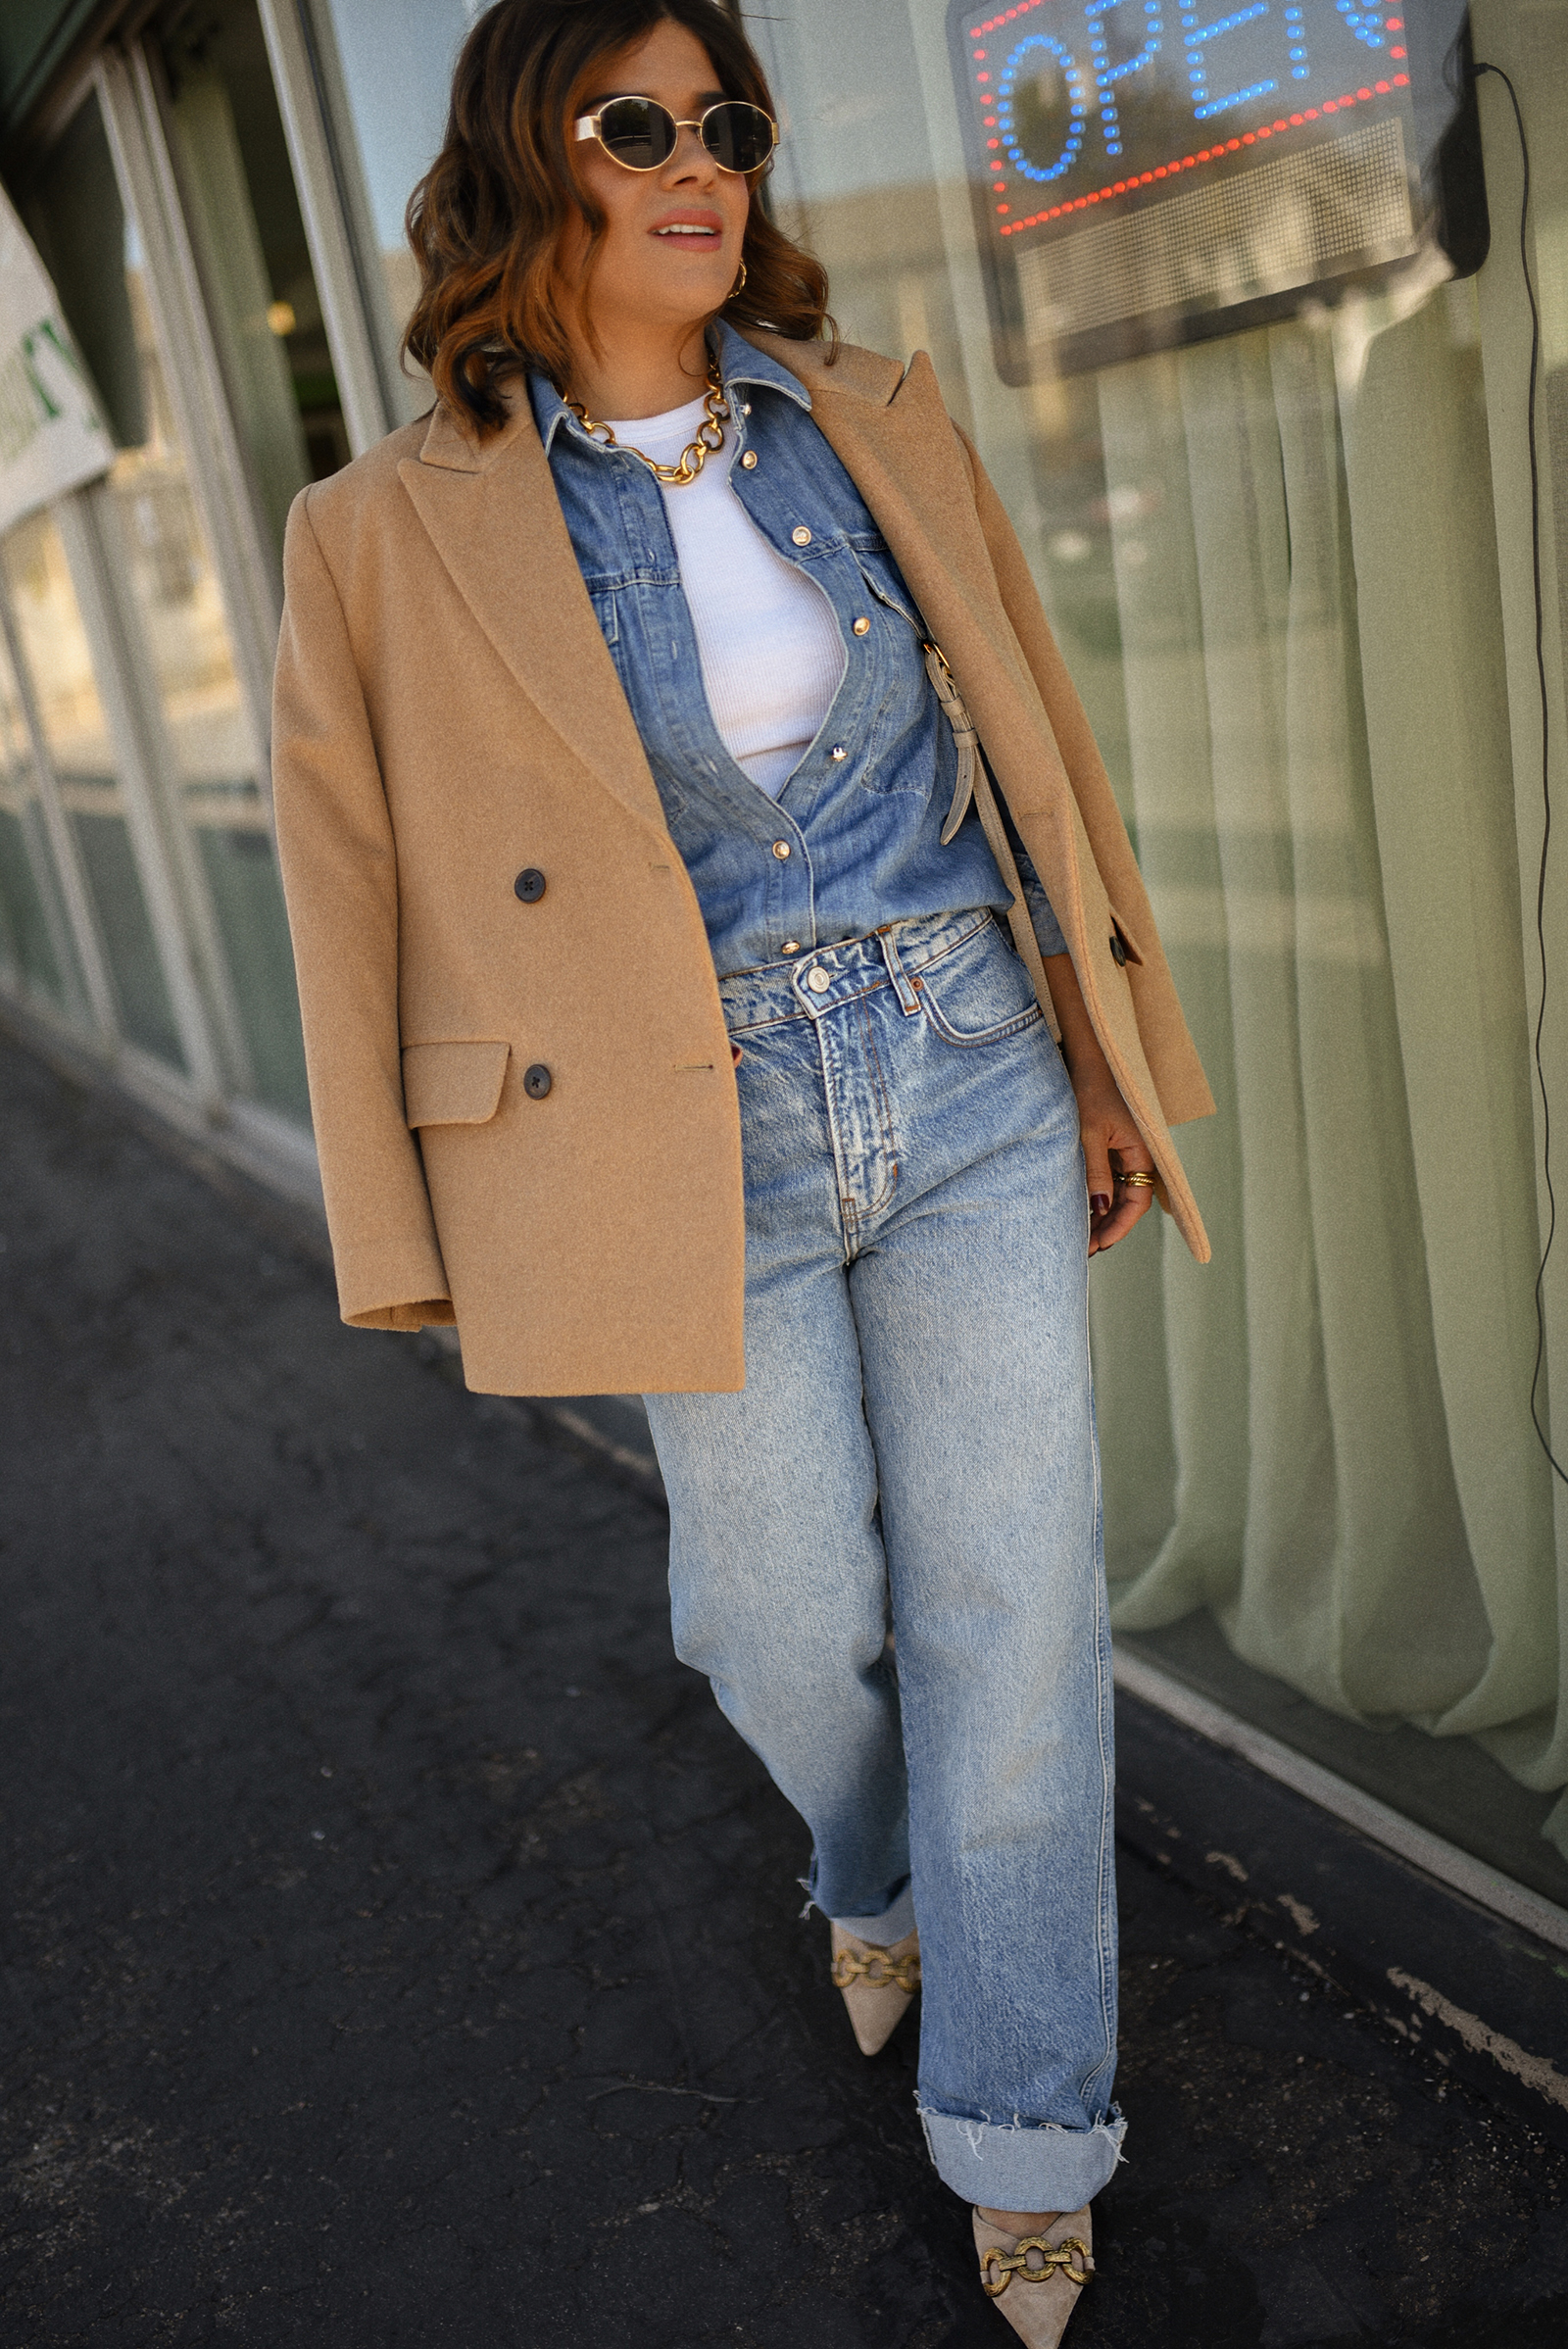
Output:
[565, 354, 729, 487]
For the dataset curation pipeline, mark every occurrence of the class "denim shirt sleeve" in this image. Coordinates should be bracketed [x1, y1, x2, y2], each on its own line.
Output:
[1011, 843, 1068, 959]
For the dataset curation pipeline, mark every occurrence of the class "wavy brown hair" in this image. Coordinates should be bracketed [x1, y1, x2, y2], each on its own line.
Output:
[403, 0, 833, 433]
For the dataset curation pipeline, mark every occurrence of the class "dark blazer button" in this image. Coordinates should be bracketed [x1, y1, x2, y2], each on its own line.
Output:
[514, 867, 546, 903]
[523, 1063, 553, 1100]
[1109, 932, 1128, 966]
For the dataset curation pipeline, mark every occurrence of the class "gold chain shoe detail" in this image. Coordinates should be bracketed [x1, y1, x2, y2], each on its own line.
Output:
[829, 1946, 922, 1995]
[980, 2236, 1093, 2296]
[972, 2207, 1094, 2346]
[827, 1925, 920, 2055]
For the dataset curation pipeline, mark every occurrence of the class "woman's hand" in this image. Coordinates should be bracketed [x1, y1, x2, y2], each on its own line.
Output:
[1041, 952, 1156, 1255]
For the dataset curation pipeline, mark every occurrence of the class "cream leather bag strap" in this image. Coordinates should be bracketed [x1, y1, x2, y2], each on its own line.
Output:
[920, 639, 1060, 1041]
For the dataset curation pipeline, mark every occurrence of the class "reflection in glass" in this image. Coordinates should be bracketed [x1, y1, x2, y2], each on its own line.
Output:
[1, 508, 184, 1068]
[0, 623, 83, 1015]
[309, 0, 477, 417]
[107, 251, 311, 1119]
[24, 83, 311, 1122]
[157, 0, 351, 542]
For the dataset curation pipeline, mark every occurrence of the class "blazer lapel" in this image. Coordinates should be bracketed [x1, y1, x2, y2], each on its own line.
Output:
[398, 404, 667, 835]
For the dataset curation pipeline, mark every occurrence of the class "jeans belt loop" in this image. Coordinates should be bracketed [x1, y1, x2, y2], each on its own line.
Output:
[877, 922, 922, 1016]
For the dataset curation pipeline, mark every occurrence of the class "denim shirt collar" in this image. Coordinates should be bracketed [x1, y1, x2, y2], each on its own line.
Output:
[528, 318, 811, 460]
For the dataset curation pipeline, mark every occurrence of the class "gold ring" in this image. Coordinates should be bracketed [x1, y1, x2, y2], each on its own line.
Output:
[1116, 1170, 1155, 1189]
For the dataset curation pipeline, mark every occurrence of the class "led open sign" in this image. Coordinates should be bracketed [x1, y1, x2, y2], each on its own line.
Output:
[949, 0, 1486, 380]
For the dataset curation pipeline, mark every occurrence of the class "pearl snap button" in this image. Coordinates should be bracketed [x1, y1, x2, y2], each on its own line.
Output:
[853, 616, 870, 635]
[792, 526, 812, 546]
[741, 450, 758, 469]
[830, 746, 848, 761]
[807, 966, 832, 993]
[772, 839, 792, 859]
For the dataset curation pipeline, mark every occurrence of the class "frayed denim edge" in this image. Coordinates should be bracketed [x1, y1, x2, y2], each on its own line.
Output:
[797, 1876, 918, 1945]
[916, 2102, 1127, 2210]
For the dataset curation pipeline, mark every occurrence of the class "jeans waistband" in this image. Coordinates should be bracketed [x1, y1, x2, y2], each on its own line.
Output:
[718, 907, 997, 1033]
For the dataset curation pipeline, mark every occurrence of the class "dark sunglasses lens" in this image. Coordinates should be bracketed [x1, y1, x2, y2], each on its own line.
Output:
[597, 97, 676, 169]
[702, 102, 774, 172]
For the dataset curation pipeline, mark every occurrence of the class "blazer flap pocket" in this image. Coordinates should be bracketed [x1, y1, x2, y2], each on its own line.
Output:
[403, 1040, 511, 1129]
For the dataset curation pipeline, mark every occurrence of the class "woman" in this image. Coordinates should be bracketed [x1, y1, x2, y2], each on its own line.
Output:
[270, 1, 1212, 2336]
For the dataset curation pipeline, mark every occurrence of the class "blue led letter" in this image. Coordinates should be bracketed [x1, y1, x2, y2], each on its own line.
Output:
[1084, 2, 1163, 161]
[1182, 2, 1280, 122]
[1333, 1, 1389, 52]
[997, 32, 1093, 183]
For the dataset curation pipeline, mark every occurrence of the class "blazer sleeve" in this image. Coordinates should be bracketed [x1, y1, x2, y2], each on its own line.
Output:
[956, 428, 1216, 1128]
[271, 487, 456, 1331]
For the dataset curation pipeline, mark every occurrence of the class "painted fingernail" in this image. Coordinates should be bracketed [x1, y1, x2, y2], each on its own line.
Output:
[1091, 1193, 1111, 1216]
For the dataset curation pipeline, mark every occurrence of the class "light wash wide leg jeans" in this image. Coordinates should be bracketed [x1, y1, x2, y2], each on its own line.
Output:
[644, 908, 1124, 2213]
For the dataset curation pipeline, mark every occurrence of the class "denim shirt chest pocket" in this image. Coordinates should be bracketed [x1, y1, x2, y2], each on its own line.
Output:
[837, 533, 941, 799]
[585, 575, 699, 820]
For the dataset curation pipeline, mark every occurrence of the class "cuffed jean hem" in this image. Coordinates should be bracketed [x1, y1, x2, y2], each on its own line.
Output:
[918, 2106, 1126, 2211]
[832, 1881, 918, 1944]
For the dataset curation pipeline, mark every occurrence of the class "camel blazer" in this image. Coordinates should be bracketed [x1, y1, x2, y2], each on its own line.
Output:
[270, 331, 1214, 1397]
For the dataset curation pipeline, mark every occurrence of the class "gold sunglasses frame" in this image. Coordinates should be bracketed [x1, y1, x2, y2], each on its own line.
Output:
[572, 96, 779, 173]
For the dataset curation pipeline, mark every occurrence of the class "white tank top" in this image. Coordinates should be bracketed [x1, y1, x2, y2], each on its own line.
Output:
[603, 392, 845, 799]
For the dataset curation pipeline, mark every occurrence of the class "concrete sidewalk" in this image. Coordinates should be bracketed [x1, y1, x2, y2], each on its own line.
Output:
[0, 1030, 1564, 2348]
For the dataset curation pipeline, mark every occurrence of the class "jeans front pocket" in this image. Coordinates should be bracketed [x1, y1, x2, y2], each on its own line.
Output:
[916, 914, 1045, 1048]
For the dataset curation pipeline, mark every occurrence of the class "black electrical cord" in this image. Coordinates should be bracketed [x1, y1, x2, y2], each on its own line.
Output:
[1471, 61, 1565, 1483]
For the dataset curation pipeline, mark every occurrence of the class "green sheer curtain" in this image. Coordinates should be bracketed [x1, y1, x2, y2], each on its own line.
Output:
[1090, 270, 1568, 1850]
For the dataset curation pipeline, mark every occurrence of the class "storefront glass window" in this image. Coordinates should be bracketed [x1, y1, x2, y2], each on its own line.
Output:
[110, 248, 312, 1119]
[307, 0, 477, 419]
[0, 507, 185, 1070]
[745, 0, 1568, 1886]
[157, 0, 352, 547]
[0, 622, 82, 1018]
[23, 86, 311, 1123]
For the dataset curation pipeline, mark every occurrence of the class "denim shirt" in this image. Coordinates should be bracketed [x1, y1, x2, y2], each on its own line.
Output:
[530, 321, 1065, 978]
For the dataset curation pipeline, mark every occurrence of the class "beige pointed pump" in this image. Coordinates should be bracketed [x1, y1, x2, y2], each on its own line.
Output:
[828, 1924, 921, 2056]
[973, 2205, 1094, 2344]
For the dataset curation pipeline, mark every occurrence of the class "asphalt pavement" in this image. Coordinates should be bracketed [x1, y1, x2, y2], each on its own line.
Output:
[1, 1028, 1565, 2347]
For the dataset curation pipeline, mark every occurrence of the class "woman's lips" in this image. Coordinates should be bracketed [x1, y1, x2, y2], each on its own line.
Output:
[653, 215, 723, 245]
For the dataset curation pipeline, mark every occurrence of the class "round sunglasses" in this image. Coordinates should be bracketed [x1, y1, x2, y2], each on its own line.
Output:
[572, 96, 778, 175]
